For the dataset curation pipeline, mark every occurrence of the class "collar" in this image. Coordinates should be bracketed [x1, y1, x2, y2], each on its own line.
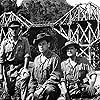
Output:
[40, 50, 52, 59]
[65, 58, 77, 68]
[69, 58, 77, 67]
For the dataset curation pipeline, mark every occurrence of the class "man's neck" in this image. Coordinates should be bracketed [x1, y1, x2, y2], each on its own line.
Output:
[40, 50, 50, 63]
[69, 55, 76, 62]
[69, 56, 77, 67]
[41, 49, 49, 57]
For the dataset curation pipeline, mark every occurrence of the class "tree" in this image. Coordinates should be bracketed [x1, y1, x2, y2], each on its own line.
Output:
[20, 0, 73, 23]
[1, 0, 17, 13]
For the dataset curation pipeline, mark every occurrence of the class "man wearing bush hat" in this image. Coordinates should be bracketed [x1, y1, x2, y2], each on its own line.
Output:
[27, 32, 63, 100]
[60, 40, 97, 99]
[0, 20, 31, 100]
[61, 40, 81, 54]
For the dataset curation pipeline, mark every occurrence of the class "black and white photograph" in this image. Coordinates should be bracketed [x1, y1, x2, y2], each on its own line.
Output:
[0, 0, 100, 100]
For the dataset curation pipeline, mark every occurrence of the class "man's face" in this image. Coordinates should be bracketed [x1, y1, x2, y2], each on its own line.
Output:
[66, 45, 77, 57]
[38, 40, 50, 53]
[10, 27, 20, 37]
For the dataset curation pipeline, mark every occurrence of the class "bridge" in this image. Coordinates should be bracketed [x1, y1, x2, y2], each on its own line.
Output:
[53, 1, 100, 68]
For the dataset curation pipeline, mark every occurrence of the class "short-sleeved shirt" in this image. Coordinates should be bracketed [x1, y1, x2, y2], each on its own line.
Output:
[28, 50, 63, 92]
[61, 56, 96, 84]
[0, 37, 31, 64]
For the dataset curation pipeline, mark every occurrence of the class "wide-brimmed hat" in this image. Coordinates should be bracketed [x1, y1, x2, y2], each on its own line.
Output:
[61, 41, 81, 53]
[33, 33, 52, 45]
[8, 21, 21, 28]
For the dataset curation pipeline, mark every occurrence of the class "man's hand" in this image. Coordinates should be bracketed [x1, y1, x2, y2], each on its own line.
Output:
[66, 75, 75, 82]
[7, 68, 16, 77]
[26, 93, 34, 100]
[26, 88, 44, 100]
[21, 68, 30, 78]
[61, 88, 70, 100]
[34, 88, 44, 98]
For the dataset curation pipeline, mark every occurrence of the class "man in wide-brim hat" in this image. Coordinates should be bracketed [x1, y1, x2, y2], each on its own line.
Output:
[33, 32, 52, 45]
[60, 40, 97, 99]
[27, 32, 63, 100]
[61, 40, 81, 54]
[0, 20, 22, 82]
[8, 20, 22, 37]
[0, 20, 31, 100]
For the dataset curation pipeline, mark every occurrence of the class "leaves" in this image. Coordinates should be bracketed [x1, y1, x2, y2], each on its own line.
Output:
[1, 0, 17, 13]
[20, 0, 73, 23]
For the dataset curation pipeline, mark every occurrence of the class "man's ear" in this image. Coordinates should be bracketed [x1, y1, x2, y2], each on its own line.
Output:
[48, 42, 50, 48]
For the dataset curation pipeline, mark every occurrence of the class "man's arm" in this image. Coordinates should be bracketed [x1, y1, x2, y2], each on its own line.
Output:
[42, 55, 63, 87]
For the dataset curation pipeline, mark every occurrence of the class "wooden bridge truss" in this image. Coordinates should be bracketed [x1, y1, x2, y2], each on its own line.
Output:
[0, 11, 54, 42]
[0, 11, 34, 42]
[53, 2, 100, 67]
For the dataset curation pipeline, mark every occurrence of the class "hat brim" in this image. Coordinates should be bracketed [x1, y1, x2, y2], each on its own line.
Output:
[8, 21, 21, 28]
[33, 36, 52, 45]
[9, 25, 20, 28]
[62, 43, 81, 53]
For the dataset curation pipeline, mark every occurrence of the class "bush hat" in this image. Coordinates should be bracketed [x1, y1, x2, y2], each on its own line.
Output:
[8, 21, 21, 28]
[61, 40, 81, 53]
[33, 33, 52, 45]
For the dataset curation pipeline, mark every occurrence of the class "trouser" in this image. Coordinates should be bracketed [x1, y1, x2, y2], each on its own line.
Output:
[5, 67, 30, 100]
[34, 84, 61, 100]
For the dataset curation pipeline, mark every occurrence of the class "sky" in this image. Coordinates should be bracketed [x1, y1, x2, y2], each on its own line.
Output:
[16, 0, 100, 7]
[66, 0, 100, 7]
[16, 0, 23, 7]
